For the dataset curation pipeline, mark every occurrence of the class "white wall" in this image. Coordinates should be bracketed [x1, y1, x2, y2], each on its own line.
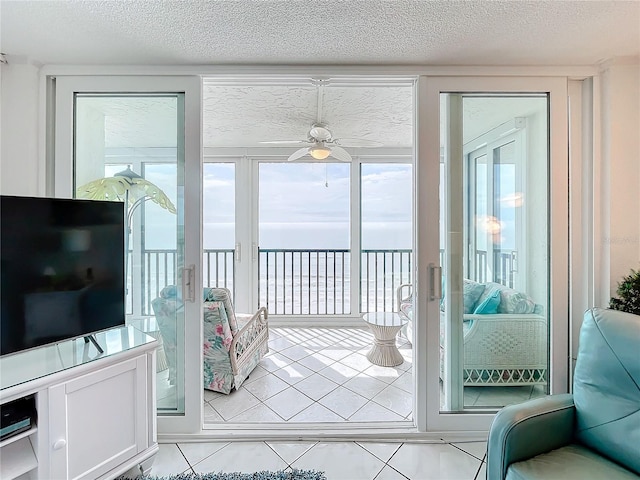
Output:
[0, 62, 40, 195]
[598, 60, 640, 305]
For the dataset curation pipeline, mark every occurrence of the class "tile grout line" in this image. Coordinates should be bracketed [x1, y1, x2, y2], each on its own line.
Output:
[176, 442, 195, 473]
[264, 439, 319, 471]
[449, 442, 487, 463]
[380, 442, 411, 480]
[472, 452, 487, 480]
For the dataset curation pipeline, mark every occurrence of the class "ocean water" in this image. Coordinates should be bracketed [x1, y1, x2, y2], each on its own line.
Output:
[139, 221, 413, 315]
[145, 221, 412, 250]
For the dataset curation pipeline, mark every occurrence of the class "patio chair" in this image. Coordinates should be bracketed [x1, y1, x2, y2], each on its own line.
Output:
[151, 286, 269, 394]
[396, 280, 547, 386]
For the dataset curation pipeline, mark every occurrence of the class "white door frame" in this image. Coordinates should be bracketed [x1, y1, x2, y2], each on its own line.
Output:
[414, 76, 569, 432]
[53, 75, 203, 434]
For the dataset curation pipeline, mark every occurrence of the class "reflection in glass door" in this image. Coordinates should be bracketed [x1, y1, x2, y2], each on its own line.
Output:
[439, 94, 549, 412]
[73, 94, 186, 414]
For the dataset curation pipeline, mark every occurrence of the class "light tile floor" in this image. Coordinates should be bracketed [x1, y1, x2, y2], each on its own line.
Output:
[204, 326, 413, 424]
[147, 326, 547, 479]
[147, 439, 488, 480]
[198, 326, 545, 425]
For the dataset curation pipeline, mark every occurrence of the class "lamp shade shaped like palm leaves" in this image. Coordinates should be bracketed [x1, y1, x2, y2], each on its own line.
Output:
[76, 166, 177, 296]
[76, 166, 176, 219]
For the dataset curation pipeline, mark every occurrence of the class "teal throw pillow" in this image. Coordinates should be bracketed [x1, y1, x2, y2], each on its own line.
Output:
[473, 288, 501, 314]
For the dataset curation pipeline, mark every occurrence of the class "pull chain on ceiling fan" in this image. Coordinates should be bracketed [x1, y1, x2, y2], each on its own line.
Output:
[260, 84, 383, 162]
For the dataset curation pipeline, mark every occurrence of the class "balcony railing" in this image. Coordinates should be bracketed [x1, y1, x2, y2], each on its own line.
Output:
[258, 249, 351, 315]
[132, 248, 234, 316]
[203, 249, 235, 291]
[361, 249, 412, 313]
[132, 247, 514, 316]
[257, 249, 415, 315]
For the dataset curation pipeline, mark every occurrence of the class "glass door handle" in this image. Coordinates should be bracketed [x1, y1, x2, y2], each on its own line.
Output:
[429, 263, 443, 301]
[182, 265, 196, 302]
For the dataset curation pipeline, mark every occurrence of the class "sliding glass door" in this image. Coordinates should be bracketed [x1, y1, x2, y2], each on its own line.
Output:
[416, 77, 569, 431]
[441, 94, 549, 412]
[54, 76, 202, 433]
[74, 94, 185, 415]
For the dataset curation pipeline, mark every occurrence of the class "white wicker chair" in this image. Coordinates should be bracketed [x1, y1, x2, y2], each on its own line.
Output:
[396, 283, 547, 386]
[151, 286, 269, 394]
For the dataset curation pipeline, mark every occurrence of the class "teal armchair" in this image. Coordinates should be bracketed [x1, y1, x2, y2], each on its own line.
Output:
[487, 307, 640, 479]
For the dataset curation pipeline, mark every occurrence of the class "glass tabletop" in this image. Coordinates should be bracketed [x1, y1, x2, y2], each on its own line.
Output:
[0, 326, 155, 392]
[362, 311, 408, 327]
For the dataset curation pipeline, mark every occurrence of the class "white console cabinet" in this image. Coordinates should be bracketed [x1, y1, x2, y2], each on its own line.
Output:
[0, 327, 158, 480]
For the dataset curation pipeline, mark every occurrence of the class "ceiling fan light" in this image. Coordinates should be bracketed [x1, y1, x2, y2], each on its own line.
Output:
[309, 145, 332, 160]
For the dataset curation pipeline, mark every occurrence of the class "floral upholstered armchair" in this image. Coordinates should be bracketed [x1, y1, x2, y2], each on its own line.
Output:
[151, 286, 269, 394]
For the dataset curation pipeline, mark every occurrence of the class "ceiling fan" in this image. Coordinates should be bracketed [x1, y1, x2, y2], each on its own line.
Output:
[260, 123, 383, 162]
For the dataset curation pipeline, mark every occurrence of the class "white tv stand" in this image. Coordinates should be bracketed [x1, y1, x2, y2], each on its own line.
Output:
[0, 327, 158, 480]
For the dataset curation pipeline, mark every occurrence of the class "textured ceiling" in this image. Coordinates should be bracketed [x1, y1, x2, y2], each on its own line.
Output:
[202, 83, 414, 147]
[1, 0, 639, 66]
[5, 1, 632, 152]
[75, 82, 546, 150]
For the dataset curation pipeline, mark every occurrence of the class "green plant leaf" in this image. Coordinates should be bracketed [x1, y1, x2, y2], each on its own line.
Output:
[609, 268, 640, 315]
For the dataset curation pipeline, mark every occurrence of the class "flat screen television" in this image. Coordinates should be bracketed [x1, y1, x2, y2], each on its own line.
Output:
[1, 195, 126, 356]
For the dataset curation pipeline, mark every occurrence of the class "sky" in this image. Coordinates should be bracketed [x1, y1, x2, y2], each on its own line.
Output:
[140, 161, 413, 251]
[110, 152, 521, 261]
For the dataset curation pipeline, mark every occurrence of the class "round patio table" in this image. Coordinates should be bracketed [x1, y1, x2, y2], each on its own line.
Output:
[362, 312, 407, 367]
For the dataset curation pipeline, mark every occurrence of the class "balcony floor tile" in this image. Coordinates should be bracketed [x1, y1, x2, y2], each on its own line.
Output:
[197, 326, 539, 427]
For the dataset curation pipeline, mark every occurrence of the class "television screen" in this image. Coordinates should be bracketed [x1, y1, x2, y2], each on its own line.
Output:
[1, 195, 126, 356]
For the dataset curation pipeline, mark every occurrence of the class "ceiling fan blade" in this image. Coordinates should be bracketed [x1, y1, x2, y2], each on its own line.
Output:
[334, 138, 384, 148]
[287, 147, 310, 162]
[259, 140, 310, 145]
[329, 146, 352, 162]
